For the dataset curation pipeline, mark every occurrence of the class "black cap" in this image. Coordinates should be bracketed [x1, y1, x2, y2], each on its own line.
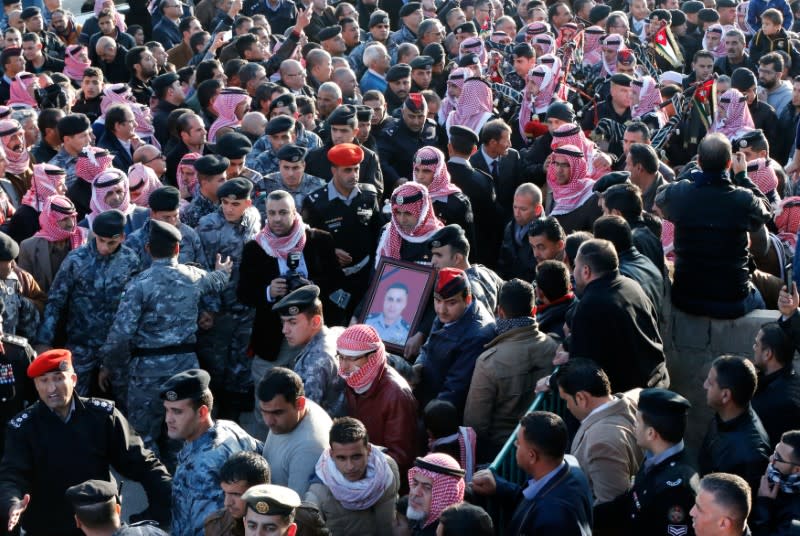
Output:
[0, 231, 18, 261]
[429, 224, 468, 251]
[151, 72, 180, 94]
[318, 25, 342, 41]
[448, 124, 479, 146]
[423, 43, 445, 64]
[276, 144, 307, 162]
[148, 219, 181, 251]
[270, 93, 296, 112]
[410, 55, 434, 70]
[369, 10, 390, 27]
[327, 104, 357, 125]
[589, 4, 611, 23]
[265, 115, 296, 135]
[57, 113, 91, 137]
[215, 132, 253, 159]
[731, 67, 757, 91]
[513, 42, 535, 59]
[670, 9, 686, 26]
[272, 285, 320, 316]
[386, 63, 412, 82]
[20, 6, 40, 18]
[159, 369, 211, 401]
[698, 8, 720, 22]
[194, 155, 229, 176]
[242, 484, 301, 517]
[545, 101, 575, 122]
[593, 171, 631, 193]
[638, 388, 691, 417]
[717, 0, 736, 8]
[216, 177, 253, 200]
[610, 73, 634, 87]
[65, 480, 118, 508]
[682, 0, 704, 13]
[455, 21, 478, 35]
[356, 105, 373, 122]
[92, 210, 126, 238]
[734, 128, 767, 149]
[399, 2, 421, 17]
[458, 53, 480, 67]
[651, 8, 672, 23]
[148, 186, 181, 212]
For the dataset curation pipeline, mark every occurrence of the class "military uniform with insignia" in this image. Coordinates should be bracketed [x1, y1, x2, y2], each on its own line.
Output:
[0, 330, 36, 459]
[377, 116, 441, 195]
[364, 312, 411, 346]
[241, 484, 302, 536]
[255, 144, 326, 225]
[179, 155, 231, 229]
[248, 116, 298, 177]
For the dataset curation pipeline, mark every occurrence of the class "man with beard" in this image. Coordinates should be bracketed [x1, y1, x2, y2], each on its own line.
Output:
[751, 430, 800, 534]
[71, 68, 104, 123]
[714, 29, 751, 77]
[384, 63, 412, 113]
[125, 46, 156, 106]
[49, 9, 80, 46]
[758, 52, 793, 117]
[406, 453, 465, 535]
[0, 118, 32, 201]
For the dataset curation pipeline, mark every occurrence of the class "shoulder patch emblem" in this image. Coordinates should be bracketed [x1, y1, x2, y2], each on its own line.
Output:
[668, 505, 685, 523]
[668, 525, 688, 536]
[666, 478, 682, 487]
[9, 409, 31, 429]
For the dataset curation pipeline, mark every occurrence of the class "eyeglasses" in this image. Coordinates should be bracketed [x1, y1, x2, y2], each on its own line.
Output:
[774, 451, 800, 466]
[143, 153, 165, 163]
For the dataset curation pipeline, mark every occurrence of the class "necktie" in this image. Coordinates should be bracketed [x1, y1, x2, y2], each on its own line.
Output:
[491, 159, 499, 179]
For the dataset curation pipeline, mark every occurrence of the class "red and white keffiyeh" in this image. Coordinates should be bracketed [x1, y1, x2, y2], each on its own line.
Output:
[711, 88, 754, 138]
[459, 37, 487, 65]
[736, 2, 753, 34]
[208, 88, 251, 143]
[407, 453, 466, 528]
[8, 73, 37, 107]
[447, 77, 493, 134]
[632, 76, 666, 123]
[547, 144, 596, 216]
[34, 194, 86, 249]
[316, 444, 394, 510]
[88, 169, 135, 226]
[583, 26, 606, 66]
[132, 103, 160, 150]
[747, 158, 779, 195]
[255, 212, 308, 259]
[177, 152, 201, 199]
[533, 33, 555, 56]
[75, 146, 115, 184]
[128, 163, 163, 207]
[538, 54, 564, 99]
[557, 22, 579, 48]
[600, 34, 625, 77]
[377, 182, 443, 264]
[518, 65, 554, 135]
[429, 426, 478, 481]
[21, 164, 65, 210]
[94, 0, 126, 33]
[100, 84, 135, 116]
[337, 324, 387, 393]
[413, 146, 461, 201]
[439, 68, 469, 126]
[550, 123, 604, 179]
[0, 119, 29, 175]
[64, 45, 91, 82]
[775, 197, 800, 248]
[703, 24, 726, 58]
[524, 21, 551, 41]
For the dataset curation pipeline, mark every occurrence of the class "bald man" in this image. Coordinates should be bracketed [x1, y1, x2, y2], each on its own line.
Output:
[133, 144, 167, 180]
[279, 59, 313, 97]
[240, 112, 268, 144]
[94, 36, 128, 83]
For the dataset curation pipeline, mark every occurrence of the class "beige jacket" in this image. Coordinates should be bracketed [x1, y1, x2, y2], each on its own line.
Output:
[571, 390, 644, 504]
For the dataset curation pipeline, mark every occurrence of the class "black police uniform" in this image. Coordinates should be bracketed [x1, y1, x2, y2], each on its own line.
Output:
[446, 160, 498, 266]
[377, 117, 441, 194]
[431, 195, 475, 254]
[580, 97, 632, 157]
[303, 143, 385, 200]
[0, 334, 35, 459]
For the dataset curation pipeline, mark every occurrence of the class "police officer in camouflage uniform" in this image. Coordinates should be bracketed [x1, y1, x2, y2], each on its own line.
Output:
[215, 133, 264, 189]
[597, 388, 699, 536]
[48, 114, 92, 189]
[97, 220, 232, 456]
[247, 116, 298, 177]
[196, 178, 261, 419]
[125, 187, 209, 270]
[0, 233, 40, 339]
[180, 156, 229, 229]
[35, 210, 141, 396]
[160, 369, 261, 536]
[255, 145, 326, 225]
[389, 2, 423, 47]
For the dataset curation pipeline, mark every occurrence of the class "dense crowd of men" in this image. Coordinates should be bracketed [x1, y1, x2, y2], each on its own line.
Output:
[1, 0, 800, 533]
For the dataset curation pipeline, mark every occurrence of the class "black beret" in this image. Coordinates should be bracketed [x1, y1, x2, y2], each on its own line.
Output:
[589, 4, 611, 23]
[217, 177, 253, 199]
[57, 113, 91, 137]
[242, 485, 301, 517]
[270, 93, 296, 111]
[670, 9, 686, 26]
[0, 231, 19, 261]
[151, 72, 180, 94]
[455, 21, 478, 35]
[731, 66, 757, 91]
[272, 285, 320, 315]
[682, 0, 704, 13]
[545, 101, 575, 122]
[92, 209, 126, 238]
[734, 128, 767, 149]
[65, 480, 118, 508]
[410, 55, 434, 70]
[448, 124, 479, 145]
[610, 73, 634, 86]
[399, 2, 422, 17]
[265, 115, 296, 135]
[369, 11, 390, 27]
[717, 0, 736, 8]
[148, 219, 181, 250]
[698, 8, 720, 22]
[317, 25, 342, 41]
[0, 47, 21, 65]
[513, 42, 535, 59]
[328, 104, 357, 125]
[429, 224, 468, 250]
[148, 186, 181, 211]
[638, 388, 691, 418]
[386, 63, 412, 82]
[159, 369, 211, 401]
[194, 155, 229, 175]
[356, 105, 373, 122]
[651, 8, 672, 23]
[215, 132, 253, 159]
[20, 6, 40, 19]
[422, 43, 445, 64]
[457, 53, 481, 67]
[593, 171, 631, 193]
[276, 144, 307, 162]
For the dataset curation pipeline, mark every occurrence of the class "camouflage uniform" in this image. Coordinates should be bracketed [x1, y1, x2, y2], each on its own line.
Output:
[196, 206, 261, 402]
[254, 172, 326, 224]
[98, 257, 230, 451]
[291, 325, 346, 417]
[48, 148, 80, 188]
[125, 220, 210, 269]
[180, 192, 217, 229]
[0, 274, 39, 339]
[246, 142, 281, 177]
[172, 420, 261, 536]
[35, 241, 141, 395]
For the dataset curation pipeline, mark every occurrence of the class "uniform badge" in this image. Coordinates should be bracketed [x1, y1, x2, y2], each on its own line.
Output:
[255, 501, 270, 514]
[666, 478, 683, 487]
[166, 391, 178, 401]
[668, 525, 688, 536]
[668, 505, 685, 523]
[288, 306, 299, 315]
[58, 360, 69, 371]
[431, 240, 441, 247]
[396, 196, 404, 204]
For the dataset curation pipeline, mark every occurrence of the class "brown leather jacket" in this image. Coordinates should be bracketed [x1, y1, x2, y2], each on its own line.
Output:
[203, 508, 243, 536]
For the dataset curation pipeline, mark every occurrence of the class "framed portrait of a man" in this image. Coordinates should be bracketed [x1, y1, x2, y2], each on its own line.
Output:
[359, 257, 436, 354]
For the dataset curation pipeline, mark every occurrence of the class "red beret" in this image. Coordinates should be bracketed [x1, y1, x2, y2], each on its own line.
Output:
[27, 349, 73, 378]
[524, 120, 549, 139]
[327, 143, 364, 167]
[435, 267, 469, 298]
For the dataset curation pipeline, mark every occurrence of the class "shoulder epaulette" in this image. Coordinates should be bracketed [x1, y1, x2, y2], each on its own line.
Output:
[1, 334, 28, 348]
[87, 397, 115, 414]
[8, 403, 37, 429]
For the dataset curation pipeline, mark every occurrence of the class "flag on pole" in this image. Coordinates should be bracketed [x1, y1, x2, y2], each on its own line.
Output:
[653, 26, 684, 68]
